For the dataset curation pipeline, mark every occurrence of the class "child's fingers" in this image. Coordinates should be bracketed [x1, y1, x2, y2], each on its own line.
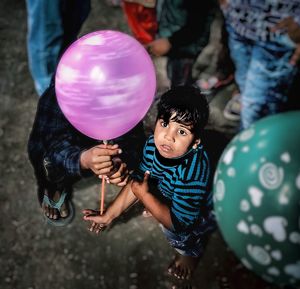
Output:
[97, 143, 119, 149]
[94, 161, 113, 170]
[144, 171, 150, 181]
[99, 147, 122, 156]
[95, 224, 105, 234]
[82, 209, 99, 216]
[109, 163, 127, 178]
[290, 45, 300, 65]
[89, 222, 97, 232]
[116, 175, 129, 187]
[109, 163, 129, 184]
[272, 17, 292, 31]
[83, 214, 103, 222]
[97, 165, 114, 176]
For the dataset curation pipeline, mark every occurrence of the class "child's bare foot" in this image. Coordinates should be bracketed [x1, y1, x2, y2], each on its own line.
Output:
[167, 254, 200, 280]
[42, 189, 69, 220]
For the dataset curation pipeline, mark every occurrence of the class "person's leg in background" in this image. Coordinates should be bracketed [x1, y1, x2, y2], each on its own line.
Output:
[167, 57, 196, 87]
[241, 42, 298, 130]
[26, 0, 63, 95]
[26, 0, 91, 96]
[197, 13, 235, 94]
[225, 26, 252, 124]
[61, 0, 91, 51]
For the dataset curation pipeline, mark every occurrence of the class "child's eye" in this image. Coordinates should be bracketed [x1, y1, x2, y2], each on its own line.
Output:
[178, 129, 187, 136]
[161, 121, 168, 128]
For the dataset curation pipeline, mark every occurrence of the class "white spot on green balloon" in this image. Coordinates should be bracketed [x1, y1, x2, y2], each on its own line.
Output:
[240, 200, 250, 212]
[280, 152, 291, 163]
[247, 244, 271, 265]
[237, 220, 249, 234]
[270, 250, 282, 261]
[284, 262, 300, 279]
[259, 163, 284, 190]
[248, 186, 263, 207]
[215, 180, 225, 201]
[227, 167, 236, 177]
[223, 146, 237, 165]
[264, 216, 288, 242]
[250, 224, 263, 237]
[259, 129, 268, 136]
[296, 174, 300, 189]
[260, 157, 266, 163]
[242, 146, 249, 153]
[268, 267, 280, 276]
[250, 163, 258, 173]
[257, 140, 267, 149]
[289, 232, 300, 244]
[239, 128, 255, 142]
[265, 245, 271, 251]
[278, 185, 291, 205]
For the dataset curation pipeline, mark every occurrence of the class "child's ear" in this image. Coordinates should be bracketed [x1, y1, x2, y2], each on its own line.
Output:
[192, 139, 201, 149]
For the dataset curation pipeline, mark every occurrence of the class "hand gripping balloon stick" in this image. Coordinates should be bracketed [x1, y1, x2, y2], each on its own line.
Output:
[100, 140, 107, 215]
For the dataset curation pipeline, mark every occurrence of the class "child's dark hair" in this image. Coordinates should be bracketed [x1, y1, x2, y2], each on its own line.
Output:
[156, 86, 209, 138]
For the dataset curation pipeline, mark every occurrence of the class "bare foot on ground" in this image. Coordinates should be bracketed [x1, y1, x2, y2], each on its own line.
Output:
[167, 254, 200, 280]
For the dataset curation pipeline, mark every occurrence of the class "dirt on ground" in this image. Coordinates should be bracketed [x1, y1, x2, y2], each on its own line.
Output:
[0, 1, 292, 289]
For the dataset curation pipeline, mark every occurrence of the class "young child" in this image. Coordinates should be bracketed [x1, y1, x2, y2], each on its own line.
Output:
[83, 86, 216, 280]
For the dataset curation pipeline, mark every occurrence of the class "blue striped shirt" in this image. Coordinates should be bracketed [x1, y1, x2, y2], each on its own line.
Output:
[136, 135, 213, 233]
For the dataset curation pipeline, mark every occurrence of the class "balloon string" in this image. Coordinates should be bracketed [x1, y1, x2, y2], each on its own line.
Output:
[100, 140, 108, 215]
[100, 175, 106, 215]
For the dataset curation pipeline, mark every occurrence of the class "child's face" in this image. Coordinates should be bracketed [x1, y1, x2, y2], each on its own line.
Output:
[154, 116, 200, 159]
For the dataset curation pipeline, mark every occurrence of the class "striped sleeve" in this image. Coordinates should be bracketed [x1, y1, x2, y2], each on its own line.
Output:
[170, 149, 212, 232]
[131, 135, 155, 181]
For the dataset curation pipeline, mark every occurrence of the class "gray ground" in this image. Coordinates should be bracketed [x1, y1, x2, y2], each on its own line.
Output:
[0, 1, 290, 289]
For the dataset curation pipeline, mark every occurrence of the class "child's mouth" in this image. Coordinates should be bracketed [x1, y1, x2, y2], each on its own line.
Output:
[160, 144, 172, 152]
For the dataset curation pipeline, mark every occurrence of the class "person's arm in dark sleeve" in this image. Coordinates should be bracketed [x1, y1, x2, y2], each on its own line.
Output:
[39, 85, 95, 183]
[168, 1, 217, 48]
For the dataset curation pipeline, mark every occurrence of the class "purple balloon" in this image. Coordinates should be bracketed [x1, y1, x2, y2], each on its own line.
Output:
[55, 30, 156, 140]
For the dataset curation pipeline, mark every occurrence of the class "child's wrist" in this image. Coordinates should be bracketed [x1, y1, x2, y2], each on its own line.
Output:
[104, 210, 116, 224]
[79, 150, 89, 169]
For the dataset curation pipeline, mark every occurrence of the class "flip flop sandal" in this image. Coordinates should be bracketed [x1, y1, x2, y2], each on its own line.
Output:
[42, 190, 75, 227]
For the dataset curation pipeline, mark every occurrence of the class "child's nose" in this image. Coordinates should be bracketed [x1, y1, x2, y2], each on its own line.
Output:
[164, 130, 175, 142]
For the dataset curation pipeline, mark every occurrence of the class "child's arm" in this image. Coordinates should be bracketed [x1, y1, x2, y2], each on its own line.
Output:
[82, 180, 138, 233]
[131, 172, 173, 230]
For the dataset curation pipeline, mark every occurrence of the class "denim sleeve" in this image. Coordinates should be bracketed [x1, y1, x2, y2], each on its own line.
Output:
[43, 134, 88, 183]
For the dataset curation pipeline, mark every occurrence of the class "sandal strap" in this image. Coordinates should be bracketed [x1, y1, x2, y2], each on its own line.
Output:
[42, 190, 68, 210]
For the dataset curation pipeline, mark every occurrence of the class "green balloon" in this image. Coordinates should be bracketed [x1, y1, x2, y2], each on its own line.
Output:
[213, 111, 300, 286]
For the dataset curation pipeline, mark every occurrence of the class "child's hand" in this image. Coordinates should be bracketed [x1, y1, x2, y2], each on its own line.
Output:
[272, 17, 300, 65]
[147, 38, 171, 57]
[80, 144, 122, 176]
[104, 157, 130, 186]
[131, 171, 150, 198]
[82, 209, 111, 234]
[272, 17, 300, 44]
